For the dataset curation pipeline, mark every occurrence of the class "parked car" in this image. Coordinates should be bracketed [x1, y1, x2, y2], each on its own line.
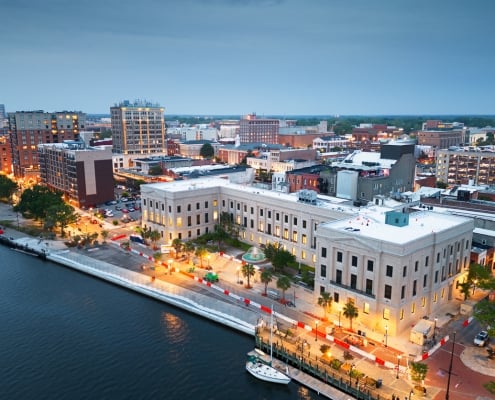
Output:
[474, 331, 489, 347]
[121, 208, 129, 213]
[115, 205, 123, 211]
[127, 207, 135, 212]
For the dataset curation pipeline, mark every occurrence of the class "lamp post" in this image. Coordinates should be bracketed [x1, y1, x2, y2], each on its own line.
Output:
[236, 266, 240, 284]
[409, 389, 413, 400]
[349, 363, 355, 385]
[207, 255, 211, 268]
[396, 355, 401, 379]
[472, 279, 478, 295]
[385, 325, 388, 348]
[315, 320, 319, 341]
[446, 331, 456, 400]
[168, 259, 172, 275]
[433, 318, 438, 340]
[338, 306, 342, 328]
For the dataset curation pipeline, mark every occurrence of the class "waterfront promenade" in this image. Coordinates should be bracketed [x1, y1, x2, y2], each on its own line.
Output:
[1, 203, 493, 400]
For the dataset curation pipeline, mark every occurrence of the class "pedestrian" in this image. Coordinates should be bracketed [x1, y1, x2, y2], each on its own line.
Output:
[392, 393, 396, 400]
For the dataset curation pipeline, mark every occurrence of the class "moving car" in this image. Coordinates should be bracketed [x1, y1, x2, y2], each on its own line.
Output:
[474, 331, 489, 347]
[204, 272, 219, 283]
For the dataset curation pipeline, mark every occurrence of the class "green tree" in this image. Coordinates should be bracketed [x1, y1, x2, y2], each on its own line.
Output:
[212, 224, 229, 251]
[343, 300, 359, 331]
[14, 185, 66, 227]
[148, 230, 161, 249]
[200, 143, 215, 159]
[409, 361, 428, 384]
[276, 275, 291, 302]
[101, 230, 109, 243]
[241, 263, 256, 288]
[271, 247, 295, 273]
[436, 181, 448, 189]
[172, 238, 183, 259]
[0, 175, 17, 201]
[195, 246, 208, 268]
[47, 202, 78, 237]
[183, 241, 195, 263]
[260, 269, 273, 295]
[318, 292, 333, 319]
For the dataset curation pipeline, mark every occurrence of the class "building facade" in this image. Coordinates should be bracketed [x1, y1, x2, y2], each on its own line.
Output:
[110, 100, 166, 155]
[8, 111, 86, 178]
[315, 209, 474, 336]
[0, 132, 12, 175]
[239, 113, 279, 144]
[38, 141, 114, 207]
[436, 148, 495, 186]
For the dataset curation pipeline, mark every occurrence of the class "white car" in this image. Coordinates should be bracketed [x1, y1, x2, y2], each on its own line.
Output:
[474, 331, 489, 347]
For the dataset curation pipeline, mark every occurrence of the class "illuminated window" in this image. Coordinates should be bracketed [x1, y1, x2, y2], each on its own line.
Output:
[383, 308, 390, 320]
[176, 217, 182, 227]
[283, 228, 289, 240]
[363, 302, 370, 314]
[302, 234, 307, 244]
[433, 293, 438, 302]
[441, 288, 445, 298]
[411, 303, 415, 314]
[275, 226, 280, 237]
[421, 297, 426, 307]
[292, 231, 298, 242]
[400, 309, 404, 320]
[312, 254, 316, 263]
[292, 247, 296, 256]
[301, 250, 306, 260]
[213, 199, 217, 207]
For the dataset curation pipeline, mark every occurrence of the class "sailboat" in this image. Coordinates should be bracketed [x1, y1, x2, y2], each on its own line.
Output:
[245, 306, 291, 385]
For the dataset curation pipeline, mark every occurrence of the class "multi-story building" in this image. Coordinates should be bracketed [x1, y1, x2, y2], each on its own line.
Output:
[316, 207, 473, 336]
[0, 132, 12, 175]
[38, 141, 114, 208]
[8, 111, 86, 178]
[417, 120, 467, 150]
[436, 148, 495, 186]
[140, 178, 355, 265]
[110, 100, 166, 155]
[239, 113, 279, 144]
[0, 104, 5, 120]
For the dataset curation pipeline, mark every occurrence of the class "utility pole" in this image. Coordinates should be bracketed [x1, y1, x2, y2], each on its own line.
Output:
[446, 331, 456, 400]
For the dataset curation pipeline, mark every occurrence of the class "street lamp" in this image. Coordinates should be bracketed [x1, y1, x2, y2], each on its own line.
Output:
[433, 318, 438, 340]
[472, 279, 478, 295]
[168, 259, 173, 275]
[207, 255, 211, 267]
[396, 355, 401, 379]
[236, 266, 240, 284]
[385, 325, 388, 348]
[315, 320, 319, 341]
[338, 305, 342, 328]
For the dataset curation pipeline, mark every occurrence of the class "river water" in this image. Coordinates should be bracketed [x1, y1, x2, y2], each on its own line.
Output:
[0, 245, 318, 400]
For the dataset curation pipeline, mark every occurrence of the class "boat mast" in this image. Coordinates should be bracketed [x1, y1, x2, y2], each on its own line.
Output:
[270, 304, 273, 363]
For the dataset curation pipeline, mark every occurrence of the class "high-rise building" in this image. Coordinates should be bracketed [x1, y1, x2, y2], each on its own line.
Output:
[436, 148, 495, 186]
[38, 141, 114, 208]
[239, 113, 279, 144]
[8, 110, 86, 178]
[0, 132, 12, 175]
[0, 104, 5, 119]
[110, 100, 166, 155]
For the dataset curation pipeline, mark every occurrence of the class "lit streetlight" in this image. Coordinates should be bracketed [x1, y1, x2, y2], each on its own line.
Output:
[385, 325, 388, 348]
[472, 279, 478, 295]
[338, 305, 342, 328]
[207, 254, 211, 267]
[315, 320, 319, 341]
[168, 259, 173, 275]
[396, 355, 401, 379]
[433, 318, 438, 340]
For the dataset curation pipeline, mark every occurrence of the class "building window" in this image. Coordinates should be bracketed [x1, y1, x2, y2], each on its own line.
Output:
[351, 256, 358, 267]
[436, 252, 440, 263]
[294, 217, 297, 225]
[337, 251, 343, 263]
[350, 274, 357, 289]
[301, 234, 307, 244]
[302, 220, 307, 229]
[400, 309, 404, 320]
[336, 270, 342, 284]
[320, 264, 326, 278]
[403, 266, 407, 277]
[421, 297, 426, 307]
[411, 303, 416, 314]
[321, 247, 327, 258]
[401, 285, 405, 299]
[205, 201, 209, 208]
[425, 256, 429, 267]
[187, 204, 191, 211]
[415, 261, 419, 272]
[383, 308, 390, 320]
[292, 231, 298, 242]
[284, 215, 288, 223]
[434, 271, 439, 283]
[366, 279, 373, 295]
[334, 292, 339, 303]
[384, 285, 392, 299]
[205, 213, 209, 223]
[259, 209, 263, 216]
[283, 228, 289, 239]
[386, 265, 393, 277]
[363, 302, 370, 314]
[423, 274, 427, 287]
[187, 216, 191, 227]
[413, 280, 417, 296]
[367, 260, 374, 272]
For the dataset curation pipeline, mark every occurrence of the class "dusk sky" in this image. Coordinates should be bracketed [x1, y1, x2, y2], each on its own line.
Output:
[2, 0, 494, 116]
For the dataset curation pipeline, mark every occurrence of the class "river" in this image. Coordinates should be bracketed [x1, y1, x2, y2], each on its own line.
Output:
[0, 245, 319, 399]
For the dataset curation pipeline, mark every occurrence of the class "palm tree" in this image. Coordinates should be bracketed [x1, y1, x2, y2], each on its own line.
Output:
[148, 230, 161, 250]
[195, 246, 207, 268]
[317, 292, 333, 319]
[100, 229, 109, 244]
[241, 263, 256, 288]
[183, 241, 195, 263]
[343, 300, 359, 331]
[172, 238, 183, 259]
[276, 275, 291, 302]
[260, 269, 273, 295]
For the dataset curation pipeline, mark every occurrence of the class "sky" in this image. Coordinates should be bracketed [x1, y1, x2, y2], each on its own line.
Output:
[1, 0, 495, 116]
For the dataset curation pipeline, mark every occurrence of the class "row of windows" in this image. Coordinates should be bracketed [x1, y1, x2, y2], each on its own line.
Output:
[143, 199, 214, 213]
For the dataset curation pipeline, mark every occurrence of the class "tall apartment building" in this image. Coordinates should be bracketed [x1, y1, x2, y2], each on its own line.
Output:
[110, 100, 166, 155]
[8, 110, 86, 178]
[0, 132, 12, 175]
[0, 104, 5, 119]
[38, 141, 114, 208]
[239, 113, 279, 144]
[436, 148, 495, 186]
[417, 120, 466, 149]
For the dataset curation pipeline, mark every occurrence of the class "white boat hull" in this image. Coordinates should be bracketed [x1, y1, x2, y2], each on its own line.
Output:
[246, 360, 291, 385]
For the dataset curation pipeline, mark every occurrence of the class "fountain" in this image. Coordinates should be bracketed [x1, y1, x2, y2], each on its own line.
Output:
[242, 246, 267, 264]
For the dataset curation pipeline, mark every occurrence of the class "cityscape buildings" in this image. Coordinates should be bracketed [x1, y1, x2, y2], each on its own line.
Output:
[436, 148, 495, 186]
[239, 113, 279, 145]
[8, 110, 86, 179]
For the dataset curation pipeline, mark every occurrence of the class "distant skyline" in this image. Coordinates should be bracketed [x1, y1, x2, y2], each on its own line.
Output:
[2, 0, 494, 116]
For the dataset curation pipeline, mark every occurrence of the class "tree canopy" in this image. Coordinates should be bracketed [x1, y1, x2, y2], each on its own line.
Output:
[200, 143, 215, 159]
[0, 175, 17, 201]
